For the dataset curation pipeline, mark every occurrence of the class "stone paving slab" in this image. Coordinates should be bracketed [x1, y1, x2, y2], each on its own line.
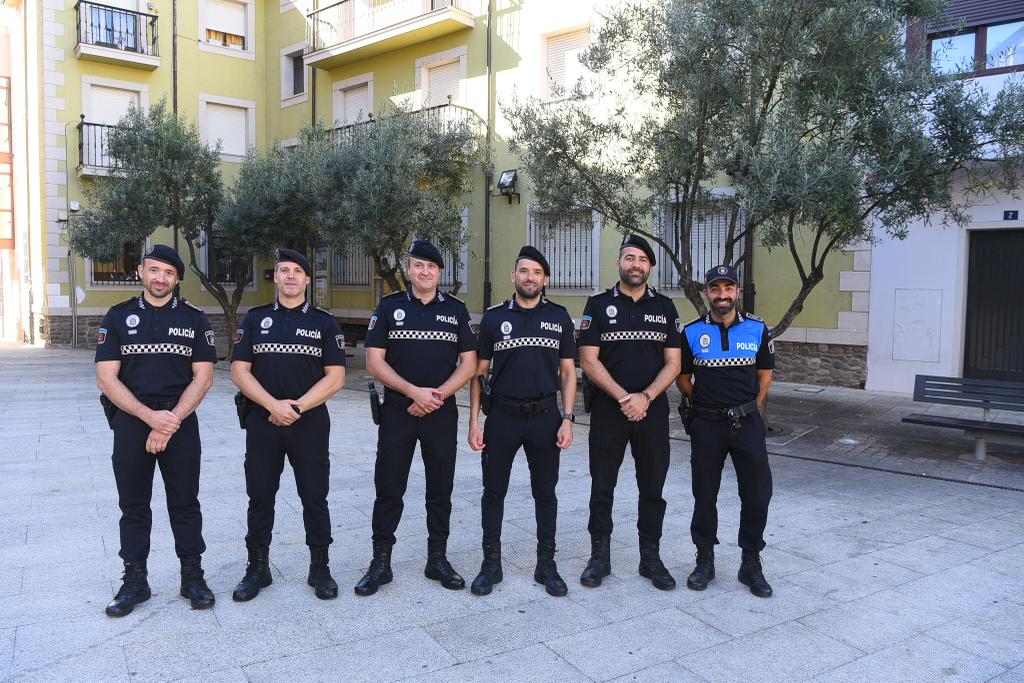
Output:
[1, 346, 1022, 682]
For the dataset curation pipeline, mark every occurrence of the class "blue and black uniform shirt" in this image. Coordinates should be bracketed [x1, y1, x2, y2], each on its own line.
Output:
[364, 289, 476, 391]
[478, 297, 577, 401]
[681, 311, 775, 408]
[578, 284, 682, 395]
[232, 299, 346, 401]
[95, 295, 218, 403]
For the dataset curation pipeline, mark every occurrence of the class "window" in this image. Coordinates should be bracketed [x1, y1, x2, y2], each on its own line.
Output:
[81, 76, 148, 169]
[91, 240, 142, 285]
[930, 31, 976, 74]
[527, 208, 598, 290]
[199, 0, 254, 60]
[292, 54, 304, 95]
[656, 199, 744, 289]
[986, 20, 1024, 69]
[200, 94, 255, 162]
[927, 10, 1024, 76]
[416, 46, 466, 109]
[428, 209, 469, 293]
[331, 244, 373, 286]
[204, 234, 254, 286]
[280, 43, 308, 106]
[333, 74, 373, 127]
[544, 28, 589, 100]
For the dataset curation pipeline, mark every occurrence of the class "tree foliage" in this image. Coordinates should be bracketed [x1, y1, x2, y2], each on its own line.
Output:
[506, 0, 1024, 334]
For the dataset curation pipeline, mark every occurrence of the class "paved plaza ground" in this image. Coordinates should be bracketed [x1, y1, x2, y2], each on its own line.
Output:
[1, 345, 1022, 682]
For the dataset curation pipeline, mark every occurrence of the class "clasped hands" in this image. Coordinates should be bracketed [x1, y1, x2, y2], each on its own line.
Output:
[407, 386, 444, 417]
[618, 391, 651, 422]
[145, 408, 180, 455]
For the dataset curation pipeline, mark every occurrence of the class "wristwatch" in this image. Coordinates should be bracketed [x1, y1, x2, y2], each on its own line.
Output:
[562, 412, 575, 423]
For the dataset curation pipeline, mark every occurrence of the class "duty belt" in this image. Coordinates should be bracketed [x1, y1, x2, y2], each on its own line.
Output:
[143, 399, 178, 411]
[491, 394, 557, 415]
[693, 400, 759, 429]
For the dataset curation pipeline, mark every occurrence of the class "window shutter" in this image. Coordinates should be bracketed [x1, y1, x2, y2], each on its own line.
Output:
[206, 103, 248, 156]
[545, 29, 589, 99]
[341, 83, 370, 124]
[425, 60, 460, 107]
[90, 86, 140, 125]
[206, 0, 246, 36]
[932, 1, 1022, 29]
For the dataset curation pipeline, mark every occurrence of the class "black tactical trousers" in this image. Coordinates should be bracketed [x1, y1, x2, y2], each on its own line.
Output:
[480, 406, 562, 542]
[111, 411, 206, 561]
[371, 398, 458, 551]
[587, 393, 670, 542]
[689, 411, 773, 551]
[243, 406, 332, 548]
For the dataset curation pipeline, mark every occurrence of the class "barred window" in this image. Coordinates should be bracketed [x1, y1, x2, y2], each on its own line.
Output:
[527, 208, 597, 289]
[206, 236, 253, 286]
[331, 244, 373, 286]
[656, 200, 744, 289]
[91, 240, 142, 285]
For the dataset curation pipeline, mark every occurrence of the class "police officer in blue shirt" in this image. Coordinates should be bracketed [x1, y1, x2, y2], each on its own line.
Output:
[354, 240, 477, 597]
[678, 264, 774, 598]
[230, 248, 347, 601]
[579, 235, 682, 591]
[468, 246, 577, 597]
[95, 244, 218, 617]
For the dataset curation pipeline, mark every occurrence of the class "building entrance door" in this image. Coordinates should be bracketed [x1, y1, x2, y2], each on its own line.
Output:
[964, 229, 1024, 381]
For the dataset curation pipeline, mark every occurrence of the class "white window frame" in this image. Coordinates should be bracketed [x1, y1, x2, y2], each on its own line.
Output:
[198, 0, 256, 62]
[199, 230, 258, 291]
[331, 243, 374, 290]
[199, 93, 256, 163]
[435, 208, 470, 294]
[541, 24, 591, 102]
[415, 45, 467, 108]
[654, 187, 741, 290]
[332, 72, 374, 127]
[280, 41, 308, 108]
[527, 206, 600, 295]
[81, 74, 150, 123]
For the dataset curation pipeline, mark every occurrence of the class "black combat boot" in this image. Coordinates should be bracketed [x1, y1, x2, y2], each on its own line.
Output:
[738, 550, 773, 598]
[308, 545, 339, 600]
[580, 534, 611, 588]
[424, 543, 465, 590]
[105, 560, 151, 617]
[354, 542, 393, 596]
[232, 546, 272, 602]
[179, 555, 215, 609]
[686, 545, 715, 591]
[638, 539, 676, 590]
[534, 539, 568, 597]
[470, 540, 502, 596]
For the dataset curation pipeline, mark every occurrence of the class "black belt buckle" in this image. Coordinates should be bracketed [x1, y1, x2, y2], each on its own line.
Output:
[725, 406, 743, 430]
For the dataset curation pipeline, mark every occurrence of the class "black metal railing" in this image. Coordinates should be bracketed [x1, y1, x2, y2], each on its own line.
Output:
[91, 241, 142, 285]
[307, 0, 472, 54]
[528, 210, 595, 289]
[656, 200, 745, 289]
[76, 1, 159, 57]
[331, 245, 373, 286]
[332, 101, 482, 143]
[77, 117, 117, 170]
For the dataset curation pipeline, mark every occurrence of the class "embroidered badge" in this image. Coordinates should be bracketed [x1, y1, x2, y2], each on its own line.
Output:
[126, 314, 140, 328]
[206, 330, 216, 346]
[606, 305, 617, 318]
[500, 321, 512, 335]
[336, 334, 345, 350]
[260, 317, 273, 329]
[97, 327, 107, 344]
[233, 328, 244, 344]
[580, 315, 592, 331]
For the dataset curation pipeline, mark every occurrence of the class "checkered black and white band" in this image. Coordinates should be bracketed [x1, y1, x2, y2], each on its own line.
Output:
[493, 336, 561, 352]
[694, 357, 756, 367]
[387, 330, 459, 343]
[253, 343, 322, 357]
[600, 331, 668, 343]
[120, 343, 193, 357]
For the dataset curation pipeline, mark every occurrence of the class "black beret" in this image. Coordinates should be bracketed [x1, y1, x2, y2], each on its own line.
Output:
[274, 247, 311, 275]
[705, 264, 740, 285]
[620, 234, 656, 267]
[408, 240, 444, 269]
[142, 244, 185, 280]
[516, 245, 549, 276]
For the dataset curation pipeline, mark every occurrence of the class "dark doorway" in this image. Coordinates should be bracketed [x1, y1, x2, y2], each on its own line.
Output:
[964, 229, 1024, 381]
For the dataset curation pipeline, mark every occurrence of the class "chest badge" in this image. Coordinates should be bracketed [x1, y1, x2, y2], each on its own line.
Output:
[500, 321, 512, 335]
[394, 309, 406, 322]
[606, 305, 617, 318]
[126, 314, 140, 328]
[699, 333, 711, 351]
[260, 317, 273, 329]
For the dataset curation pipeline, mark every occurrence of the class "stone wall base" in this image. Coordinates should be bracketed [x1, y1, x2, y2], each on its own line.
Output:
[772, 340, 867, 389]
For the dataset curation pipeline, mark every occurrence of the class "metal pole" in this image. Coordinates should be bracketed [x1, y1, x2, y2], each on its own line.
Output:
[482, 0, 494, 309]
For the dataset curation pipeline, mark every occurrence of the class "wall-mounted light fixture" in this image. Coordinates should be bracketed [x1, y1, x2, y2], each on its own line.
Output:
[495, 169, 520, 204]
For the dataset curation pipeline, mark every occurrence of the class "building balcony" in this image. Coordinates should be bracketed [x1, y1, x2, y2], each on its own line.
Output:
[77, 118, 118, 177]
[331, 100, 483, 143]
[74, 1, 160, 70]
[305, 0, 475, 71]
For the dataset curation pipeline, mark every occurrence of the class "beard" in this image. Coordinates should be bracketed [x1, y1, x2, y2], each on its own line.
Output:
[514, 281, 543, 300]
[711, 296, 737, 315]
[142, 279, 173, 300]
[618, 265, 650, 287]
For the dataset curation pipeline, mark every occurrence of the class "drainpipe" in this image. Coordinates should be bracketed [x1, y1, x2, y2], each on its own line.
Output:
[482, 0, 494, 309]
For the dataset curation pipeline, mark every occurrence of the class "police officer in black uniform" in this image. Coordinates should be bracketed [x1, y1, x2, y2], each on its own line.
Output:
[579, 235, 682, 591]
[354, 240, 477, 596]
[95, 245, 218, 617]
[468, 246, 577, 597]
[678, 264, 774, 597]
[230, 248, 347, 601]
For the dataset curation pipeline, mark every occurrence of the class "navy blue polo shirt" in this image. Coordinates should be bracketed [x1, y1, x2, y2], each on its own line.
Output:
[578, 284, 682, 394]
[95, 295, 218, 403]
[364, 289, 477, 388]
[681, 311, 775, 407]
[478, 297, 577, 401]
[232, 299, 346, 400]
